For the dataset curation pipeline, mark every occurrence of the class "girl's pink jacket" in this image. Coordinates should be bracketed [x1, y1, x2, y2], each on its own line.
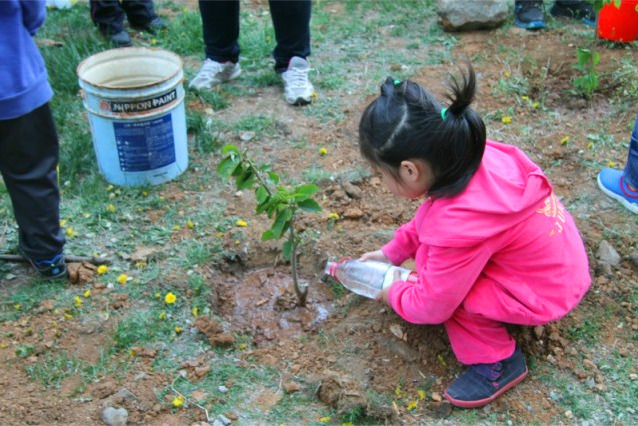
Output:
[383, 140, 591, 326]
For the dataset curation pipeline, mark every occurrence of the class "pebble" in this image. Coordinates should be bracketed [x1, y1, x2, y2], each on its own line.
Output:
[565, 410, 573, 419]
[101, 407, 128, 426]
[218, 414, 232, 426]
[596, 240, 621, 266]
[430, 392, 442, 402]
[629, 373, 638, 381]
[218, 385, 229, 393]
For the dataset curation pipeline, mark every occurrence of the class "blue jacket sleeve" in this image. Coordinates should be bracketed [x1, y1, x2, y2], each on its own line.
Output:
[20, 0, 46, 36]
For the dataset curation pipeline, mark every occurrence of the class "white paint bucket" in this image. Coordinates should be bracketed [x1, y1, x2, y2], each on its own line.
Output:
[77, 47, 188, 186]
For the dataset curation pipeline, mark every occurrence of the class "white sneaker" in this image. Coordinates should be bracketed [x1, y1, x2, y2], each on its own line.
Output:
[281, 56, 315, 105]
[189, 59, 241, 90]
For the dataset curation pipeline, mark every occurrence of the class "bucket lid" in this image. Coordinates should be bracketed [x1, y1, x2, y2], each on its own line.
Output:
[77, 47, 183, 90]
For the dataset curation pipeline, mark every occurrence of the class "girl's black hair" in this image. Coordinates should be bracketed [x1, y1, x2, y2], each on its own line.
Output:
[358, 64, 486, 198]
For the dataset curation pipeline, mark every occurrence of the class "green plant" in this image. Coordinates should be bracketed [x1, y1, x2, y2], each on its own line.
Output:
[217, 145, 322, 306]
[573, 48, 600, 98]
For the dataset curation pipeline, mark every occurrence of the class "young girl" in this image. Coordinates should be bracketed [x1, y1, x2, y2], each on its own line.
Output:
[358, 66, 591, 408]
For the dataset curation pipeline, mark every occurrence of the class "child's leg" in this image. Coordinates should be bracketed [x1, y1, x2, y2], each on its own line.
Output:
[442, 306, 528, 408]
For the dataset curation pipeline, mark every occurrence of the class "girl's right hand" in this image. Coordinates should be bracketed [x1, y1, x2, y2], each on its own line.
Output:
[359, 249, 390, 263]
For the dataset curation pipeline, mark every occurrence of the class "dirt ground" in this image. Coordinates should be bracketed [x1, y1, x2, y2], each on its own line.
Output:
[1, 4, 637, 426]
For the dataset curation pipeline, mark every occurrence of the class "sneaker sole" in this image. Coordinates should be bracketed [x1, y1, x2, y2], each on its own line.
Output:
[514, 19, 545, 29]
[597, 175, 638, 214]
[443, 368, 528, 408]
[189, 69, 241, 90]
[286, 96, 312, 106]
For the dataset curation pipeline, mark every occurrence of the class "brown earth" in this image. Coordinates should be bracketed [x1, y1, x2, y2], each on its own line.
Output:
[1, 7, 638, 426]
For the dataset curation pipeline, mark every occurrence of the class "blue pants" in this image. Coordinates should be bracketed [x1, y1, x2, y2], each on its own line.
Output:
[197, 0, 311, 73]
[624, 113, 638, 188]
[0, 103, 65, 260]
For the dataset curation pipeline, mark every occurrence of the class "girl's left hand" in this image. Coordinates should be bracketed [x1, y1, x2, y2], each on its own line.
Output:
[376, 268, 401, 305]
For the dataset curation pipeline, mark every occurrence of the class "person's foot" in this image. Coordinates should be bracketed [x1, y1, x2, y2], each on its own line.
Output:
[444, 346, 528, 408]
[134, 17, 168, 34]
[597, 168, 638, 214]
[109, 30, 132, 47]
[29, 253, 68, 280]
[550, 0, 596, 26]
[189, 59, 241, 90]
[514, 0, 545, 29]
[281, 56, 315, 106]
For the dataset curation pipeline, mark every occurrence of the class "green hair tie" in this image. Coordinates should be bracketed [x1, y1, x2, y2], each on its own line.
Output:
[441, 107, 447, 120]
[393, 79, 401, 86]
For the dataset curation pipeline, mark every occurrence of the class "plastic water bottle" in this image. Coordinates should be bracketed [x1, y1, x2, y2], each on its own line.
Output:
[323, 258, 417, 299]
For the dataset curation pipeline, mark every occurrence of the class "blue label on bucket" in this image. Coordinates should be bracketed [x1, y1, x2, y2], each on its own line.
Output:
[113, 115, 175, 172]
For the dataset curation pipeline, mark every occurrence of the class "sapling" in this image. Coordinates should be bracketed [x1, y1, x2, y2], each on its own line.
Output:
[217, 144, 322, 306]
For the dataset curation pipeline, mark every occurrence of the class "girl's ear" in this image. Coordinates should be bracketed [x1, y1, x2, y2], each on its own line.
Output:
[398, 160, 420, 183]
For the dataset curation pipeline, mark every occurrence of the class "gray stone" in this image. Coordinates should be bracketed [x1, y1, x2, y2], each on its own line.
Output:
[218, 385, 229, 393]
[341, 181, 363, 200]
[629, 253, 638, 268]
[212, 421, 224, 426]
[218, 414, 232, 426]
[101, 407, 128, 426]
[436, 0, 508, 31]
[597, 240, 621, 266]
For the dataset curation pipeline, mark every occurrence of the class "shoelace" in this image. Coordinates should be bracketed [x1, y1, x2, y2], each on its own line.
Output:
[285, 66, 312, 89]
[517, 0, 544, 13]
[194, 60, 225, 83]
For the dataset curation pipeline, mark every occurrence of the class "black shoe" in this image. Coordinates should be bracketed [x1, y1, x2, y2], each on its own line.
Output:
[109, 30, 132, 47]
[514, 0, 545, 29]
[134, 17, 168, 34]
[550, 0, 596, 26]
[444, 346, 528, 408]
[29, 253, 68, 280]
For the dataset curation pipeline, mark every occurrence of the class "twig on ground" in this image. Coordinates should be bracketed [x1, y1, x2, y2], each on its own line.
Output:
[170, 375, 212, 424]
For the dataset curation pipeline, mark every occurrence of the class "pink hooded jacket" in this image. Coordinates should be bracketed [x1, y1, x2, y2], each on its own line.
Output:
[383, 140, 591, 326]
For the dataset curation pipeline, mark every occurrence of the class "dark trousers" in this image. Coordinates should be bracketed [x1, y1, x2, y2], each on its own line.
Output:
[198, 0, 311, 72]
[90, 0, 156, 35]
[0, 103, 65, 261]
[624, 112, 638, 188]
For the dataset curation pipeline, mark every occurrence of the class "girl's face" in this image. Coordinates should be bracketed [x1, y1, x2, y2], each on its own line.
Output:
[379, 159, 434, 199]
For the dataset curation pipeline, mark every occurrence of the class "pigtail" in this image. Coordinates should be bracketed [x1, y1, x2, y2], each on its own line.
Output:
[443, 63, 477, 118]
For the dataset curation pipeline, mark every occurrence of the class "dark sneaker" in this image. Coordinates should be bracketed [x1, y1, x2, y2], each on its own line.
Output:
[597, 168, 638, 214]
[30, 253, 68, 280]
[444, 346, 528, 408]
[551, 0, 596, 26]
[109, 30, 132, 47]
[135, 17, 168, 34]
[514, 0, 545, 29]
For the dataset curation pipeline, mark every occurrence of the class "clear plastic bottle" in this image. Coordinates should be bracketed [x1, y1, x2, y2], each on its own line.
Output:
[323, 258, 417, 299]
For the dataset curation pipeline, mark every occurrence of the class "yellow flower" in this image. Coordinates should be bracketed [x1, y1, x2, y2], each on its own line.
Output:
[407, 400, 418, 411]
[159, 311, 166, 320]
[159, 195, 165, 201]
[192, 307, 198, 317]
[560, 136, 570, 145]
[504, 71, 510, 78]
[14, 304, 21, 310]
[501, 116, 512, 124]
[319, 417, 331, 423]
[154, 292, 161, 299]
[311, 91, 319, 101]
[142, 191, 148, 197]
[83, 212, 91, 218]
[394, 385, 402, 397]
[328, 212, 339, 220]
[187, 219, 194, 229]
[66, 227, 76, 238]
[215, 232, 225, 238]
[60, 219, 67, 227]
[129, 349, 137, 356]
[236, 219, 247, 227]
[97, 265, 108, 275]
[238, 343, 247, 350]
[587, 142, 594, 149]
[64, 313, 73, 319]
[106, 204, 116, 213]
[117, 274, 128, 285]
[135, 261, 147, 268]
[74, 296, 83, 307]
[531, 102, 539, 109]
[174, 326, 183, 333]
[165, 292, 176, 304]
[173, 225, 181, 231]
[319, 147, 328, 156]
[342, 423, 354, 426]
[521, 95, 530, 101]
[172, 395, 185, 408]
[418, 389, 426, 400]
[608, 161, 616, 168]
[106, 185, 114, 192]
[150, 38, 157, 45]
[83, 290, 91, 298]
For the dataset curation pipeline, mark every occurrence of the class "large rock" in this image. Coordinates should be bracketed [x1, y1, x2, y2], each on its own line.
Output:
[437, 0, 509, 31]
[597, 240, 621, 266]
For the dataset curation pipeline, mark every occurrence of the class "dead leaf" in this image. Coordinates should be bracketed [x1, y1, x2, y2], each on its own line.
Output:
[36, 38, 63, 47]
[389, 324, 405, 340]
[130, 246, 158, 263]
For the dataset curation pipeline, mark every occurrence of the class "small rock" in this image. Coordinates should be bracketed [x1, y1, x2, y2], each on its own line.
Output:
[341, 181, 363, 199]
[343, 207, 364, 219]
[218, 414, 232, 426]
[583, 359, 597, 370]
[101, 407, 128, 426]
[595, 383, 607, 392]
[114, 388, 138, 403]
[629, 373, 638, 381]
[596, 240, 621, 266]
[533, 326, 544, 339]
[224, 412, 238, 421]
[239, 131, 255, 142]
[218, 385, 229, 393]
[630, 253, 638, 268]
[595, 261, 613, 277]
[283, 382, 301, 394]
[212, 420, 224, 426]
[431, 392, 442, 402]
[134, 372, 148, 381]
[564, 410, 573, 419]
[210, 334, 235, 347]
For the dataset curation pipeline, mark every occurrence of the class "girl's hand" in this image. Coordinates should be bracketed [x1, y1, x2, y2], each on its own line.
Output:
[376, 268, 401, 306]
[359, 249, 390, 263]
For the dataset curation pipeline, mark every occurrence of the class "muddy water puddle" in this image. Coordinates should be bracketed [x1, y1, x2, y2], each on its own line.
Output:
[214, 267, 334, 345]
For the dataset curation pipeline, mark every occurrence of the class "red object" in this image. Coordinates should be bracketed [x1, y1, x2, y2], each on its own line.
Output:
[597, 0, 638, 42]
